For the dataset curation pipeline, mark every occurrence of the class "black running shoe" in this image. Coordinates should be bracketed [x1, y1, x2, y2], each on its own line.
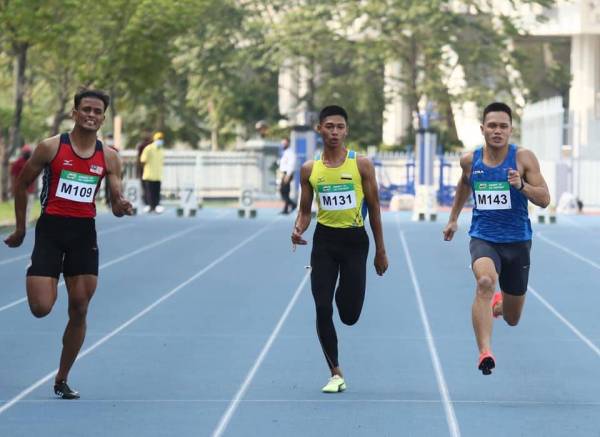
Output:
[54, 380, 80, 399]
[478, 351, 496, 376]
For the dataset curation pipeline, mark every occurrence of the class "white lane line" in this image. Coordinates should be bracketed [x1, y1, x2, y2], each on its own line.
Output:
[537, 232, 600, 271]
[212, 270, 311, 437]
[528, 285, 600, 357]
[557, 215, 600, 233]
[398, 225, 461, 437]
[0, 215, 275, 416]
[4, 398, 599, 406]
[0, 212, 230, 313]
[0, 223, 135, 267]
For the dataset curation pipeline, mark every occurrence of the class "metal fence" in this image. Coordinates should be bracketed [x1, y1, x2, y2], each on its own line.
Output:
[119, 150, 278, 200]
[116, 148, 600, 207]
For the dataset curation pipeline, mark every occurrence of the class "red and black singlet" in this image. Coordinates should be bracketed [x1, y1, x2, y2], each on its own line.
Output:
[40, 133, 106, 218]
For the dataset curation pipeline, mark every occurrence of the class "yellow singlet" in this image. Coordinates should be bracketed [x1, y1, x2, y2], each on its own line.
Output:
[309, 150, 366, 228]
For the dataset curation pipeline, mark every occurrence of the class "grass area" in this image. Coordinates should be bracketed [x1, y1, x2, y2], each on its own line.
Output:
[0, 200, 41, 227]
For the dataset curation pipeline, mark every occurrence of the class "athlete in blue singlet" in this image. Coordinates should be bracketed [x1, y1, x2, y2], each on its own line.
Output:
[442, 102, 550, 375]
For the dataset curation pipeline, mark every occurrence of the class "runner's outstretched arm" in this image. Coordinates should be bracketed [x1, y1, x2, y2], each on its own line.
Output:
[104, 147, 133, 217]
[4, 139, 56, 247]
[358, 157, 388, 276]
[443, 152, 473, 242]
[291, 161, 314, 247]
[513, 149, 550, 208]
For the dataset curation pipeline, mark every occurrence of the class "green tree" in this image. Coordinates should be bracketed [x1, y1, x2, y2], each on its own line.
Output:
[350, 0, 556, 149]
[0, 0, 81, 200]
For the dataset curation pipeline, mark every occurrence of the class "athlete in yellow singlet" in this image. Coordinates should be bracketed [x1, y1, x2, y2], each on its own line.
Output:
[291, 105, 388, 393]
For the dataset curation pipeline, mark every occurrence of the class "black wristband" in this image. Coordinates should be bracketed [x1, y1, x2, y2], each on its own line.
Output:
[518, 177, 525, 191]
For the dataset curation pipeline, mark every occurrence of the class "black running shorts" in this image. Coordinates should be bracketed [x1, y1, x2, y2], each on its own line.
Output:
[469, 237, 532, 296]
[27, 214, 98, 278]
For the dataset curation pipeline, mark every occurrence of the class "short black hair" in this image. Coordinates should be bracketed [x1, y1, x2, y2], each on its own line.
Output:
[482, 102, 512, 124]
[319, 105, 348, 123]
[74, 88, 110, 112]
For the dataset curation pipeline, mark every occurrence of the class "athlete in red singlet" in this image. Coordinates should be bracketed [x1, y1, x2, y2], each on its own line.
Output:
[4, 88, 133, 399]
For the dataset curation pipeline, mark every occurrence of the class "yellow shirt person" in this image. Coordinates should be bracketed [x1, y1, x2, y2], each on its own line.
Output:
[140, 132, 165, 182]
[140, 132, 165, 213]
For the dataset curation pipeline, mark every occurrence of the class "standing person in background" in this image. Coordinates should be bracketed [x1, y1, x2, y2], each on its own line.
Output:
[10, 144, 36, 221]
[135, 131, 153, 206]
[279, 137, 297, 214]
[140, 131, 165, 214]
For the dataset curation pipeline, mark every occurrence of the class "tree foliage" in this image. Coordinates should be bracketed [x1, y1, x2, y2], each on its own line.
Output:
[0, 0, 562, 162]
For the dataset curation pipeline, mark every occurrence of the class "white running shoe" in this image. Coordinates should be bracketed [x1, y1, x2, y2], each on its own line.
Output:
[321, 375, 346, 393]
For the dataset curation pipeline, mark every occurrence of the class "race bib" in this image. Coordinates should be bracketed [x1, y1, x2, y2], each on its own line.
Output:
[474, 181, 511, 210]
[56, 170, 99, 203]
[318, 183, 356, 211]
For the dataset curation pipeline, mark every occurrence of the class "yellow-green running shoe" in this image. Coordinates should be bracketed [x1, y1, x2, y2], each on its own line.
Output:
[321, 375, 346, 393]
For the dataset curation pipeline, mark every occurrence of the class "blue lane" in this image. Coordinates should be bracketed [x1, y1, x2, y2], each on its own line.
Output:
[1, 210, 598, 437]
[400, 215, 600, 436]
[0, 211, 329, 436]
[0, 209, 229, 305]
[0, 210, 234, 403]
[223, 213, 451, 437]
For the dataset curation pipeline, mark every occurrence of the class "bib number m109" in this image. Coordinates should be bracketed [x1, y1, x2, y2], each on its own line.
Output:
[56, 170, 99, 203]
[474, 181, 511, 210]
[318, 183, 356, 211]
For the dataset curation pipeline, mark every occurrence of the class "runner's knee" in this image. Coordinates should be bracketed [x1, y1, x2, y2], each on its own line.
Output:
[339, 311, 360, 326]
[68, 298, 90, 321]
[29, 302, 52, 318]
[476, 275, 495, 295]
[503, 313, 521, 326]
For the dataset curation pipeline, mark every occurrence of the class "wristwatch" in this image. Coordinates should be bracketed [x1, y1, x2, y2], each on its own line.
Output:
[518, 177, 525, 191]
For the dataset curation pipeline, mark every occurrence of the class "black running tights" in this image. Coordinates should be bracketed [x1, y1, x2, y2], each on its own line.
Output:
[310, 223, 369, 370]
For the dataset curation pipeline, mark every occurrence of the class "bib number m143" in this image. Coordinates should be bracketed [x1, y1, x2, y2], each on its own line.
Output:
[474, 181, 511, 210]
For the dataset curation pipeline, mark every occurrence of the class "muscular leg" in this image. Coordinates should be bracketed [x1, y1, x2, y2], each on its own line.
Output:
[26, 276, 59, 318]
[335, 242, 368, 327]
[311, 242, 342, 376]
[471, 257, 498, 353]
[55, 274, 97, 383]
[494, 292, 526, 326]
[494, 241, 530, 326]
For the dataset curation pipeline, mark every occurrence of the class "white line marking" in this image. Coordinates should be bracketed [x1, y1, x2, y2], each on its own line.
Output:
[0, 225, 203, 313]
[528, 285, 600, 357]
[3, 399, 600, 406]
[0, 216, 275, 415]
[557, 215, 599, 233]
[0, 253, 29, 266]
[0, 212, 230, 313]
[212, 270, 311, 437]
[537, 233, 600, 271]
[0, 297, 27, 313]
[398, 224, 461, 437]
[0, 223, 134, 267]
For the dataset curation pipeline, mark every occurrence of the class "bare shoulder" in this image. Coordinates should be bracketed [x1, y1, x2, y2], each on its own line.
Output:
[103, 145, 119, 161]
[459, 151, 474, 170]
[34, 135, 61, 161]
[516, 147, 537, 163]
[301, 159, 314, 174]
[356, 155, 373, 167]
[356, 155, 374, 175]
[103, 146, 121, 173]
